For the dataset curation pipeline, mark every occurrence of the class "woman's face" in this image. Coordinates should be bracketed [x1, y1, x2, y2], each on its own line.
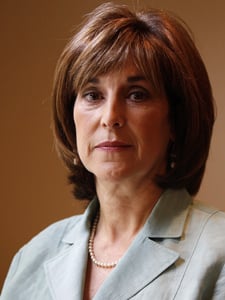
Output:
[73, 63, 172, 184]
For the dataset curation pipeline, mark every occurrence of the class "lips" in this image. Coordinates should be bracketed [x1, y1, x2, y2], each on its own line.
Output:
[95, 141, 132, 150]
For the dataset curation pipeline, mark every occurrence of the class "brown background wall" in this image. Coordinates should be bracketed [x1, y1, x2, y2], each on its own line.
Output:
[1, 0, 224, 290]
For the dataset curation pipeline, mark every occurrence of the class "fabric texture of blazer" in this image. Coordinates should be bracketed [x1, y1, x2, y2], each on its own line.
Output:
[1, 189, 225, 300]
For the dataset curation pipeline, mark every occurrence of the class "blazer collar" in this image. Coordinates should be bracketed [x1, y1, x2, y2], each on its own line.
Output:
[44, 200, 99, 300]
[63, 188, 191, 243]
[94, 189, 191, 299]
[94, 234, 180, 300]
[45, 189, 191, 300]
[143, 188, 191, 238]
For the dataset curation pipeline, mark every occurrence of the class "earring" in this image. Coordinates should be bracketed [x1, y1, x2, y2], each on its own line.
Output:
[170, 156, 176, 169]
[72, 149, 79, 165]
[73, 157, 78, 165]
[169, 142, 176, 169]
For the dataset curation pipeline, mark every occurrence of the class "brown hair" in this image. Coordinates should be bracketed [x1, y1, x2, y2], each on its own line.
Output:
[52, 2, 215, 200]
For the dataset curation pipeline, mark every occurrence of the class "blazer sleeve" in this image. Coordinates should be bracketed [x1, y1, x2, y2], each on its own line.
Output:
[212, 264, 225, 299]
[0, 248, 23, 298]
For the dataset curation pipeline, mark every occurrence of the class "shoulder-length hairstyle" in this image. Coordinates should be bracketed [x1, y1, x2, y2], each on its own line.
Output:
[52, 2, 215, 200]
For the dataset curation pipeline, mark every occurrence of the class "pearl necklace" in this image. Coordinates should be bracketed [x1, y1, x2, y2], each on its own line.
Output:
[88, 213, 118, 268]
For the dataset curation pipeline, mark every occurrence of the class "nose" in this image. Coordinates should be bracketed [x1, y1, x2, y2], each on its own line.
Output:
[101, 95, 125, 129]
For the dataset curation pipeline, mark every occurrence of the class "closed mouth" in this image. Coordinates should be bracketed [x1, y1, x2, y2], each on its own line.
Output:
[95, 141, 132, 150]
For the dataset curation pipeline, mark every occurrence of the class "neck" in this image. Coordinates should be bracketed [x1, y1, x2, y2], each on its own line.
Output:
[95, 177, 162, 241]
[89, 177, 162, 269]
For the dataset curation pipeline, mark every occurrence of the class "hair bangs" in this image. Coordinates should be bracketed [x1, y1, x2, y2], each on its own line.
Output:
[72, 23, 164, 97]
[130, 37, 167, 97]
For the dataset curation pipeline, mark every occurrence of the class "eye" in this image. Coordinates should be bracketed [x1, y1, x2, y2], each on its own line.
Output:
[83, 91, 104, 102]
[128, 88, 151, 102]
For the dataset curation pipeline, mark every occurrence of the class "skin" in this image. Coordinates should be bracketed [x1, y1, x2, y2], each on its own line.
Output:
[74, 64, 171, 185]
[73, 62, 172, 299]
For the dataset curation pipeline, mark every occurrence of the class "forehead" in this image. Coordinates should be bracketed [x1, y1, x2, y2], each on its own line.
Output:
[87, 61, 146, 84]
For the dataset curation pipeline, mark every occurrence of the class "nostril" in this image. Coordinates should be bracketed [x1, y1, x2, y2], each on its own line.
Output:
[103, 119, 123, 128]
[101, 103, 125, 128]
[113, 121, 122, 128]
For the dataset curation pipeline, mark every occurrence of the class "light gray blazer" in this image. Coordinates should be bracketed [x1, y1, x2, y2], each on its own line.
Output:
[1, 189, 225, 300]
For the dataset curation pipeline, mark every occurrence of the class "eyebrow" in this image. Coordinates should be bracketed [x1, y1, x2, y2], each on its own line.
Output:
[127, 75, 146, 83]
[87, 75, 146, 84]
[87, 78, 99, 84]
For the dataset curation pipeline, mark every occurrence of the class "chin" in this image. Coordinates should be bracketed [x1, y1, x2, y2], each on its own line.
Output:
[94, 165, 132, 182]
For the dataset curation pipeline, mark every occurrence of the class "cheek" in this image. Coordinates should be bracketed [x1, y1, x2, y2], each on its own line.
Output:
[73, 105, 85, 153]
[73, 102, 82, 128]
[73, 105, 97, 157]
[138, 114, 172, 152]
[73, 103, 89, 135]
[138, 113, 171, 135]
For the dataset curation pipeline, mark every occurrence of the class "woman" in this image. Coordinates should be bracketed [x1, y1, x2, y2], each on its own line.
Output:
[1, 2, 225, 299]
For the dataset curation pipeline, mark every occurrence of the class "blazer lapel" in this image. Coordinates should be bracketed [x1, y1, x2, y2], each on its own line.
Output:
[44, 199, 99, 300]
[45, 237, 88, 300]
[94, 189, 191, 300]
[94, 233, 179, 300]
[44, 189, 191, 300]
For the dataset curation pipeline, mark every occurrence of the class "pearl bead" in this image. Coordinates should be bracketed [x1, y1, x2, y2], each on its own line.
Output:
[88, 212, 118, 268]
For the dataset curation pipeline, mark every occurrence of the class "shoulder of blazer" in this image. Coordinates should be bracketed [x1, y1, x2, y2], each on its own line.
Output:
[191, 200, 225, 225]
[29, 214, 83, 247]
[189, 200, 225, 251]
[1, 213, 85, 296]
[11, 214, 83, 271]
[5, 198, 98, 283]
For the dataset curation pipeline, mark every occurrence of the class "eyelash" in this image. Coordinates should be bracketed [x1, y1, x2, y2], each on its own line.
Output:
[81, 87, 151, 103]
[83, 91, 103, 102]
[128, 90, 150, 102]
